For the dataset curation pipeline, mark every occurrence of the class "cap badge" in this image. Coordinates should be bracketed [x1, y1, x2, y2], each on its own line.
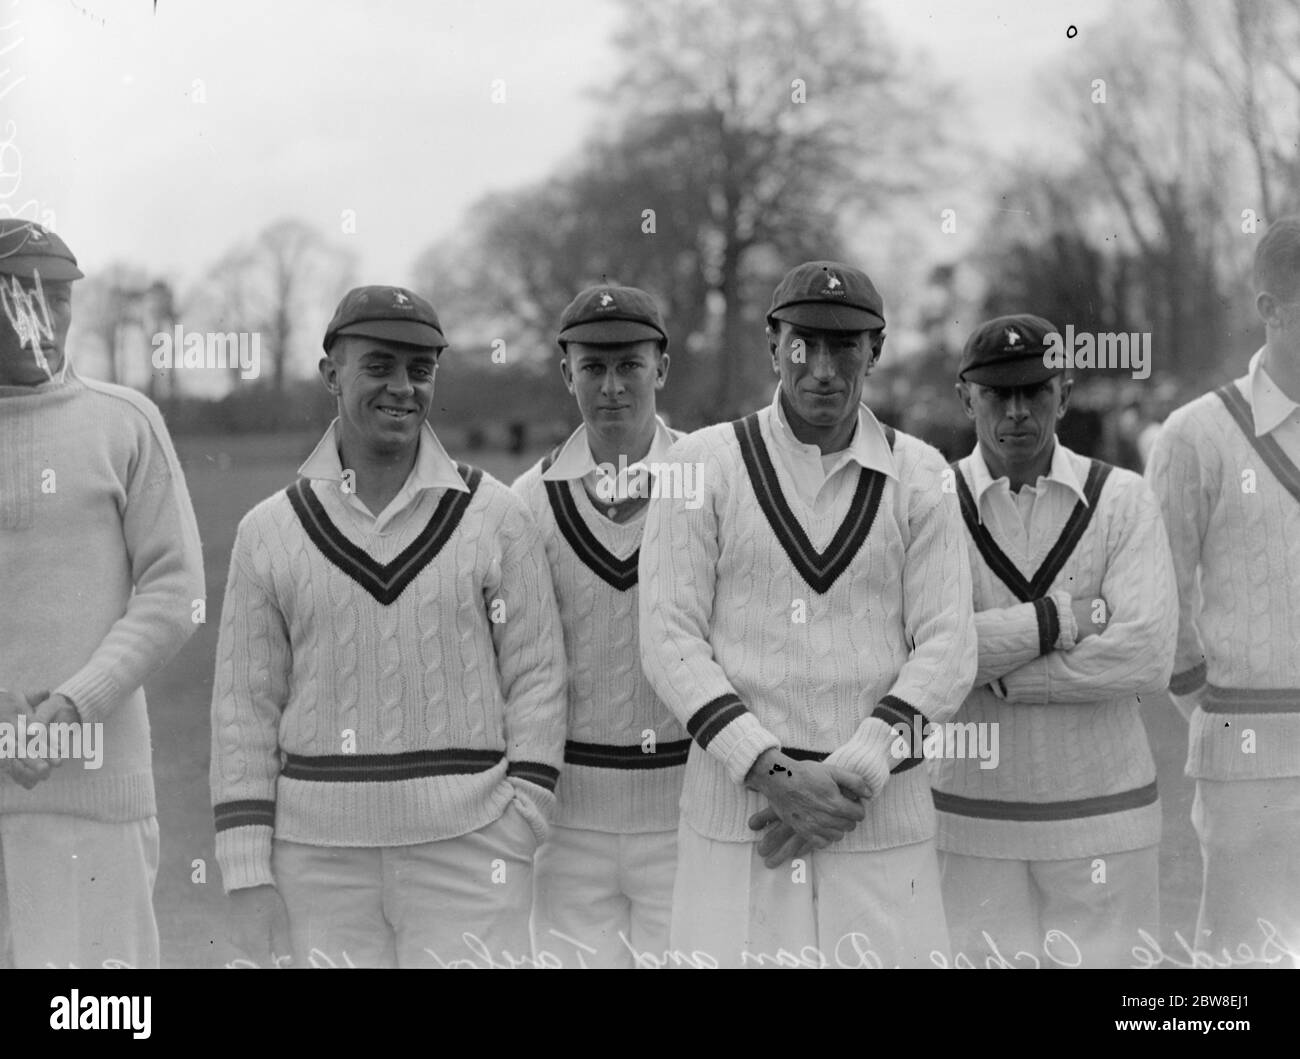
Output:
[599, 292, 615, 307]
[392, 291, 410, 306]
[823, 273, 842, 293]
[1005, 328, 1021, 347]
[28, 228, 43, 241]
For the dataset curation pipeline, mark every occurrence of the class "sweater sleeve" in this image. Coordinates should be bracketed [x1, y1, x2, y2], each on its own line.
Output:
[54, 409, 205, 721]
[488, 493, 567, 839]
[825, 453, 977, 792]
[999, 477, 1178, 705]
[638, 435, 781, 787]
[210, 516, 290, 893]
[973, 590, 1074, 686]
[1144, 420, 1211, 717]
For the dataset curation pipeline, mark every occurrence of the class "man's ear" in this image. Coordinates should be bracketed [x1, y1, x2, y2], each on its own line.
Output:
[558, 350, 575, 393]
[1057, 375, 1074, 419]
[318, 354, 340, 395]
[1257, 291, 1282, 328]
[767, 325, 780, 374]
[956, 380, 975, 420]
[654, 349, 670, 390]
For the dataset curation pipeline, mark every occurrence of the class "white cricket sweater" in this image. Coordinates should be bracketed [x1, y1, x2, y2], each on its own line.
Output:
[934, 442, 1177, 860]
[209, 448, 566, 892]
[638, 402, 978, 851]
[0, 367, 204, 821]
[512, 429, 690, 833]
[1146, 361, 1300, 780]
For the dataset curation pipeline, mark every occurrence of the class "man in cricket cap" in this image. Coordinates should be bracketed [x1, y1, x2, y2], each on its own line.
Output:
[0, 219, 204, 967]
[639, 260, 977, 967]
[512, 283, 689, 966]
[212, 284, 565, 968]
[936, 312, 1176, 966]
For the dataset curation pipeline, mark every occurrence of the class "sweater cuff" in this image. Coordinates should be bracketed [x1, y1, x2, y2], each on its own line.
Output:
[1169, 662, 1209, 722]
[1169, 661, 1208, 697]
[1048, 590, 1077, 651]
[54, 669, 123, 723]
[686, 693, 782, 787]
[823, 716, 896, 798]
[506, 774, 558, 843]
[215, 826, 275, 893]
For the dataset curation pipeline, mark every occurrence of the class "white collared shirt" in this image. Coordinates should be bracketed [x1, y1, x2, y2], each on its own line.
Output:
[542, 415, 677, 502]
[967, 437, 1089, 548]
[297, 417, 467, 533]
[766, 386, 897, 510]
[1245, 346, 1300, 464]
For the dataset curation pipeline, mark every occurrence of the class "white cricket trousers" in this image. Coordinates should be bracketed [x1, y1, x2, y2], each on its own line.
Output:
[1192, 777, 1300, 967]
[531, 825, 676, 967]
[272, 802, 537, 968]
[670, 820, 950, 968]
[0, 813, 160, 968]
[939, 846, 1159, 968]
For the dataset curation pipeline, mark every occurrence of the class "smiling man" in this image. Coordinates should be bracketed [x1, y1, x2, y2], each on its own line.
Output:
[512, 284, 689, 967]
[209, 285, 565, 968]
[936, 314, 1177, 968]
[0, 219, 204, 968]
[639, 261, 976, 967]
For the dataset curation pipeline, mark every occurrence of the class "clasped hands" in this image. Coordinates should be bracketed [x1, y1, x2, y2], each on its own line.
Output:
[745, 747, 870, 870]
[0, 688, 81, 789]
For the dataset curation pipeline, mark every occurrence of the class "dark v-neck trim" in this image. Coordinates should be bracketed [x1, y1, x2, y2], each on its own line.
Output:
[286, 465, 481, 606]
[732, 412, 892, 595]
[1215, 383, 1300, 507]
[541, 449, 639, 591]
[952, 457, 1112, 602]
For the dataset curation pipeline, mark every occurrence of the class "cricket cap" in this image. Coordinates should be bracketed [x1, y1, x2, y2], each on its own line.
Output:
[557, 285, 668, 351]
[767, 261, 885, 332]
[324, 285, 447, 353]
[0, 220, 84, 282]
[958, 313, 1063, 387]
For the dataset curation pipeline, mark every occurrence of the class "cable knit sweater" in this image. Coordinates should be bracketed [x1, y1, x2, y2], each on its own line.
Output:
[513, 438, 689, 833]
[934, 443, 1177, 860]
[0, 367, 204, 821]
[209, 453, 566, 892]
[1145, 363, 1300, 780]
[638, 403, 977, 851]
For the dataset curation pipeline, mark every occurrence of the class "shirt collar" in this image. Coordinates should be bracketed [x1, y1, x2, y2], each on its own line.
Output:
[1248, 347, 1300, 437]
[967, 437, 1087, 508]
[542, 415, 677, 481]
[298, 418, 468, 493]
[768, 386, 898, 480]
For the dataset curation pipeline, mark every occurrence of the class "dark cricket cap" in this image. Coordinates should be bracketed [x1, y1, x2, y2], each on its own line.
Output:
[557, 285, 668, 350]
[767, 260, 885, 332]
[323, 285, 447, 352]
[958, 313, 1062, 387]
[0, 220, 84, 282]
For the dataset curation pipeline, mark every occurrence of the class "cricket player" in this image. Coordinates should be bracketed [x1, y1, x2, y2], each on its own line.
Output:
[0, 219, 205, 968]
[639, 261, 977, 968]
[210, 285, 566, 968]
[513, 285, 688, 967]
[935, 315, 1177, 968]
[1146, 216, 1300, 966]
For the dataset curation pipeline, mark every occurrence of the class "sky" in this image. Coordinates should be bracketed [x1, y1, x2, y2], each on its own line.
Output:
[3, 0, 1117, 290]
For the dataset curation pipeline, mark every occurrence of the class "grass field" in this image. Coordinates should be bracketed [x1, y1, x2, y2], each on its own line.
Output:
[147, 431, 1202, 968]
